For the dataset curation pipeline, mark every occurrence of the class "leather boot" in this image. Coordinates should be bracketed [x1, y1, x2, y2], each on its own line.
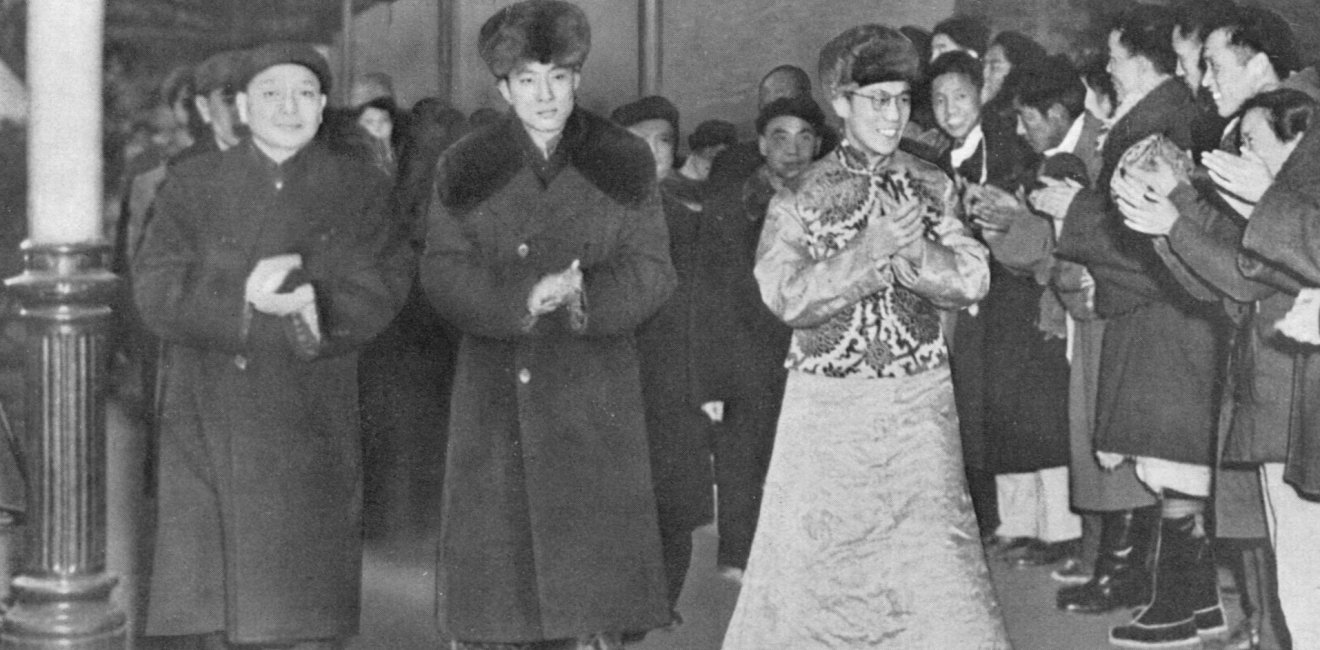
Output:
[1057, 506, 1155, 614]
[1188, 529, 1227, 638]
[1110, 515, 1203, 648]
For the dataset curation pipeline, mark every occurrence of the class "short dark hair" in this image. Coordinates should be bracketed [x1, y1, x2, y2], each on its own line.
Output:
[756, 96, 826, 136]
[1111, 5, 1178, 76]
[929, 50, 983, 90]
[990, 31, 1047, 70]
[1078, 55, 1116, 110]
[1215, 5, 1300, 78]
[1170, 0, 1236, 42]
[688, 119, 737, 151]
[1012, 55, 1085, 121]
[1240, 88, 1317, 143]
[933, 15, 990, 57]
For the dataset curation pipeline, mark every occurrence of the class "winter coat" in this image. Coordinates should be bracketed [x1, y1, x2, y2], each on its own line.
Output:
[941, 123, 1069, 474]
[1056, 78, 1229, 465]
[420, 109, 675, 643]
[132, 140, 409, 642]
[1241, 123, 1320, 498]
[634, 174, 716, 535]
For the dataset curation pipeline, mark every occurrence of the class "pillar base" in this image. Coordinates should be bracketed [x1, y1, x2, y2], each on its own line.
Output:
[1, 241, 125, 650]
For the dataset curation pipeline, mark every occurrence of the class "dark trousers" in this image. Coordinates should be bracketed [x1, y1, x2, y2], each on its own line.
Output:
[712, 369, 787, 569]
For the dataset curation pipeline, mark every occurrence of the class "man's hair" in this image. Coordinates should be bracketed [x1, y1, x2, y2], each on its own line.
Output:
[1241, 87, 1317, 143]
[1011, 55, 1085, 121]
[1111, 4, 1179, 76]
[1215, 5, 1300, 78]
[929, 50, 983, 90]
[899, 25, 933, 67]
[755, 96, 826, 136]
[1170, 0, 1236, 43]
[759, 65, 813, 99]
[1079, 55, 1117, 109]
[933, 15, 990, 56]
[990, 31, 1047, 70]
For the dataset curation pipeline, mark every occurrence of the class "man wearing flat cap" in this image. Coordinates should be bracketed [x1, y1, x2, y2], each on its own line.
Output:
[420, 1, 675, 648]
[695, 94, 824, 584]
[721, 25, 1009, 648]
[133, 42, 410, 649]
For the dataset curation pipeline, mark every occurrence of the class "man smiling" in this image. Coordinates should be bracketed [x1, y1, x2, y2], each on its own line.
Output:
[134, 42, 409, 649]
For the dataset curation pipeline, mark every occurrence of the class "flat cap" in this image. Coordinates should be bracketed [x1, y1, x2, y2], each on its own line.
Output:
[818, 24, 920, 99]
[756, 96, 827, 136]
[688, 119, 737, 151]
[238, 42, 332, 94]
[611, 95, 679, 135]
[193, 50, 244, 96]
[479, 0, 590, 78]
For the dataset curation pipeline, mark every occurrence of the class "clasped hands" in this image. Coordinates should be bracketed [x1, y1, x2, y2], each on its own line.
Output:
[527, 259, 583, 317]
[245, 253, 315, 316]
[966, 184, 1030, 242]
[865, 198, 926, 263]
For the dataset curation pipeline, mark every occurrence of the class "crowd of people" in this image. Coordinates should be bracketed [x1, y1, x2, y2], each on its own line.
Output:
[39, 0, 1320, 647]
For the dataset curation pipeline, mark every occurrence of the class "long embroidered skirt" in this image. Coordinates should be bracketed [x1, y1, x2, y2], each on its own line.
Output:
[721, 365, 1010, 649]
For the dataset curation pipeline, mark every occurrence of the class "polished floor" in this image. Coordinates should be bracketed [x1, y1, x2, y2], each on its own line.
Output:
[349, 522, 1252, 649]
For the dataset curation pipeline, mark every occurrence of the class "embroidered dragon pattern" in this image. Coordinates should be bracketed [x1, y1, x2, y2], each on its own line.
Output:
[788, 145, 950, 378]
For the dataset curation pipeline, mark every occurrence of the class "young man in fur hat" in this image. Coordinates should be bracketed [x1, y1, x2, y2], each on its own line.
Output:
[721, 25, 1008, 648]
[419, 1, 676, 648]
[133, 42, 410, 649]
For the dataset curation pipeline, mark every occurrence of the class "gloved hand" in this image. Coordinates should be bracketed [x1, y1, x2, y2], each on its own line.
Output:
[246, 254, 314, 316]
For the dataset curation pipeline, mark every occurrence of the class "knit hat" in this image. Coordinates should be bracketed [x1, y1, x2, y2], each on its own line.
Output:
[478, 0, 591, 79]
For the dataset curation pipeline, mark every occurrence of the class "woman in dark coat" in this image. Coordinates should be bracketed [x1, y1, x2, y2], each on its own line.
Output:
[133, 44, 410, 647]
[419, 3, 676, 647]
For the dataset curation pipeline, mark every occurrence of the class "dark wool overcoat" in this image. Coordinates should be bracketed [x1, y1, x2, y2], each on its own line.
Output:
[635, 174, 716, 537]
[132, 140, 409, 643]
[942, 122, 1071, 474]
[421, 109, 675, 643]
[1056, 79, 1228, 465]
[1241, 123, 1320, 498]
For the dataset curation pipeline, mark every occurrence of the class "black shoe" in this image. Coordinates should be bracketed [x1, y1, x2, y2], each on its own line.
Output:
[1109, 515, 1211, 649]
[1058, 508, 1155, 614]
[1010, 537, 1080, 568]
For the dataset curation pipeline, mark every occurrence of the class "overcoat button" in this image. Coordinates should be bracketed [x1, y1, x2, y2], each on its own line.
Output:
[517, 243, 529, 258]
[518, 368, 531, 384]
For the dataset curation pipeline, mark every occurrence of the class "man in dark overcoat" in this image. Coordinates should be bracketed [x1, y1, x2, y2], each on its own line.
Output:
[133, 42, 409, 648]
[419, 2, 676, 648]
[696, 95, 824, 578]
[1048, 7, 1228, 647]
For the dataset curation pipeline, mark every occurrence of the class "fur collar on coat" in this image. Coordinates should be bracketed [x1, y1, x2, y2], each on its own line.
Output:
[435, 107, 655, 214]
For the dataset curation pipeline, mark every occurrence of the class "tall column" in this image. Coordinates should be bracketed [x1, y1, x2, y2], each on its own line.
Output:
[0, 0, 127, 648]
[638, 0, 662, 96]
[340, 0, 355, 106]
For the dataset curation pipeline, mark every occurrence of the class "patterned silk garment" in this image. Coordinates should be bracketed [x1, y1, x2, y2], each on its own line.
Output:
[758, 140, 987, 379]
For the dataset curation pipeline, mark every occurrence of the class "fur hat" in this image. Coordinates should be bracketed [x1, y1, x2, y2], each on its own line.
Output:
[479, 0, 591, 79]
[818, 24, 920, 99]
[193, 50, 245, 96]
[610, 95, 679, 135]
[238, 42, 332, 94]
